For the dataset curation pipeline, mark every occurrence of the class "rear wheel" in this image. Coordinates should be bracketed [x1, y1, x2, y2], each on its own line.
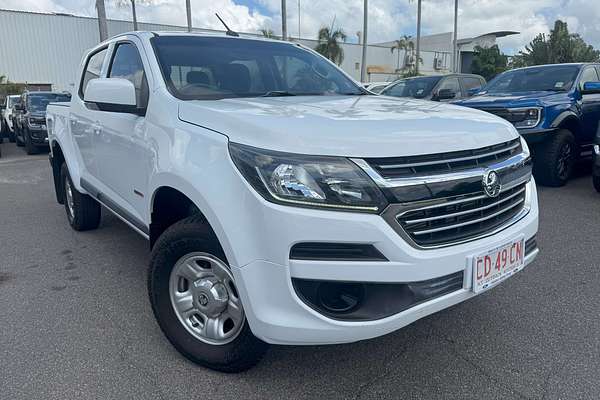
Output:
[148, 215, 268, 372]
[594, 174, 600, 193]
[532, 129, 575, 187]
[61, 163, 101, 231]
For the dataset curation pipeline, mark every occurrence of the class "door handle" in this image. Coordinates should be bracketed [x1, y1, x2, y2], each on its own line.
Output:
[92, 124, 102, 136]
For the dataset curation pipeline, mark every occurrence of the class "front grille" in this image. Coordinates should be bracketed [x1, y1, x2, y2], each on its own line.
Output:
[364, 138, 522, 179]
[397, 183, 527, 247]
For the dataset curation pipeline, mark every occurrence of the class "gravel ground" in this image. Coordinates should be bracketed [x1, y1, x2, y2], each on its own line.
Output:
[1, 141, 599, 400]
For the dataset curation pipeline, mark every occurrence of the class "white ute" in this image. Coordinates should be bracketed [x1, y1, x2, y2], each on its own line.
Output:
[46, 31, 539, 372]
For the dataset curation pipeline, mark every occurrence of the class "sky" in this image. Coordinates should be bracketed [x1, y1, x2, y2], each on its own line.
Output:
[1, 0, 600, 54]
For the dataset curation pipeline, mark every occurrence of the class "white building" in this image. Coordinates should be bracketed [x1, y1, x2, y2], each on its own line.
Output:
[0, 8, 517, 91]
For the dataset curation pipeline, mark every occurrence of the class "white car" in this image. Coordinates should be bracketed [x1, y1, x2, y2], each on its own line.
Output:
[46, 31, 539, 372]
[1, 95, 20, 141]
[363, 81, 393, 93]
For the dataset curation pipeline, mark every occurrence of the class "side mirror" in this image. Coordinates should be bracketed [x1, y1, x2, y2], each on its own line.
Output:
[467, 87, 482, 97]
[84, 78, 142, 114]
[436, 88, 456, 101]
[581, 82, 600, 95]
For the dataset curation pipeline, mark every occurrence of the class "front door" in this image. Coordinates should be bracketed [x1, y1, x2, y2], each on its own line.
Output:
[578, 66, 600, 145]
[93, 39, 152, 226]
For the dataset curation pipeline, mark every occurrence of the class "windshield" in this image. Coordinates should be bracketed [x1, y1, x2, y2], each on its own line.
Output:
[151, 36, 364, 100]
[7, 96, 20, 107]
[381, 76, 441, 98]
[27, 93, 71, 112]
[485, 65, 581, 93]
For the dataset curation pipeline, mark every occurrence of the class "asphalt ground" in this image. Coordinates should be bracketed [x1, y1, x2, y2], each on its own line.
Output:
[1, 140, 599, 400]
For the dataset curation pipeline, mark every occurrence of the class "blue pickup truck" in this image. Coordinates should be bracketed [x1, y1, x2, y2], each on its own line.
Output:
[455, 63, 600, 186]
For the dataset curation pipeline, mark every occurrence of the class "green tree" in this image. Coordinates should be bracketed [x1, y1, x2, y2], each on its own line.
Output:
[0, 75, 6, 84]
[260, 29, 276, 39]
[314, 26, 347, 65]
[390, 35, 414, 72]
[513, 20, 600, 67]
[471, 45, 508, 80]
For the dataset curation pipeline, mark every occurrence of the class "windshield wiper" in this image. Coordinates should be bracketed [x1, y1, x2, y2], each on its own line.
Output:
[261, 91, 297, 97]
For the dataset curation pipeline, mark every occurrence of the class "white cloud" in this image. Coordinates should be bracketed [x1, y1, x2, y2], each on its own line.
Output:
[1, 0, 600, 54]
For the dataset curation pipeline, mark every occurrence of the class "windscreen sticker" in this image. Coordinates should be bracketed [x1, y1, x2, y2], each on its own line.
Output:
[555, 82, 564, 88]
[416, 89, 424, 95]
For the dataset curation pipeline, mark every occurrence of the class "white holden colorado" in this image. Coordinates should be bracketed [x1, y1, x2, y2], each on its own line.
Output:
[46, 31, 539, 372]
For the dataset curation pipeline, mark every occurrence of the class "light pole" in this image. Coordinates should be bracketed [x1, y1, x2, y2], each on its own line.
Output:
[281, 0, 288, 40]
[415, 0, 421, 75]
[131, 0, 138, 30]
[297, 0, 301, 39]
[360, 0, 368, 82]
[453, 0, 458, 72]
[95, 0, 108, 42]
[186, 0, 192, 32]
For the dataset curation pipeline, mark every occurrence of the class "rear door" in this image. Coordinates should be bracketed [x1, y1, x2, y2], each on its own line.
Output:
[578, 65, 600, 145]
[70, 46, 109, 182]
[93, 39, 152, 225]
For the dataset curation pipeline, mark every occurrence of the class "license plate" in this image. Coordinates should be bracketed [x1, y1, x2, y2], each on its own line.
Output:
[472, 237, 524, 293]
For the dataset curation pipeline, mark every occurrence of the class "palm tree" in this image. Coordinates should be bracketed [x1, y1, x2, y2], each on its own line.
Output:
[260, 29, 276, 39]
[315, 27, 347, 65]
[390, 35, 414, 72]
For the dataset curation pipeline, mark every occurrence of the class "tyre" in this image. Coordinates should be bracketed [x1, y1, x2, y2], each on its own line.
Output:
[15, 126, 24, 147]
[532, 129, 575, 187]
[61, 163, 101, 231]
[148, 215, 268, 372]
[594, 174, 600, 193]
[8, 127, 15, 143]
[24, 129, 39, 155]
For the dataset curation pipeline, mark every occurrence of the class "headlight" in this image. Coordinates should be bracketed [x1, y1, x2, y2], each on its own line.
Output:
[229, 143, 388, 213]
[27, 117, 45, 127]
[511, 107, 541, 129]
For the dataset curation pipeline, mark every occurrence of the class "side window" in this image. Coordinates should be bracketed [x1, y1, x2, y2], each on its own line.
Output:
[580, 67, 599, 88]
[463, 77, 483, 91]
[108, 42, 149, 107]
[80, 48, 108, 98]
[437, 77, 462, 99]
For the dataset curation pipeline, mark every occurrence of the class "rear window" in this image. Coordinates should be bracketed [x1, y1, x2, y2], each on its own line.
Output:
[27, 93, 71, 112]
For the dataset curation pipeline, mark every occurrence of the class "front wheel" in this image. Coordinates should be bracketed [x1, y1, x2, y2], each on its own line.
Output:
[15, 126, 24, 147]
[593, 174, 600, 193]
[24, 129, 39, 155]
[532, 129, 576, 187]
[148, 215, 268, 372]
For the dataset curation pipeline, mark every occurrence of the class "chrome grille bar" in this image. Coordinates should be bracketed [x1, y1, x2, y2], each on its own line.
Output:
[410, 195, 526, 236]
[404, 186, 526, 225]
[378, 141, 521, 170]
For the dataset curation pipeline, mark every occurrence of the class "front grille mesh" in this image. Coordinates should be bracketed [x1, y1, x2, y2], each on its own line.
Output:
[397, 184, 527, 247]
[365, 138, 522, 179]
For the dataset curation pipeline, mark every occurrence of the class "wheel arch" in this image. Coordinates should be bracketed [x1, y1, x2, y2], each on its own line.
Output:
[551, 111, 581, 141]
[148, 178, 232, 262]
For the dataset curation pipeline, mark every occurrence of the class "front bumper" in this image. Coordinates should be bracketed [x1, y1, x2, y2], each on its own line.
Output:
[28, 127, 49, 145]
[231, 180, 539, 345]
[519, 127, 558, 145]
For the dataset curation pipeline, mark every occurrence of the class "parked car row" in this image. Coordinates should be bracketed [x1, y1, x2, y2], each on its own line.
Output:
[369, 63, 600, 189]
[0, 91, 71, 155]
